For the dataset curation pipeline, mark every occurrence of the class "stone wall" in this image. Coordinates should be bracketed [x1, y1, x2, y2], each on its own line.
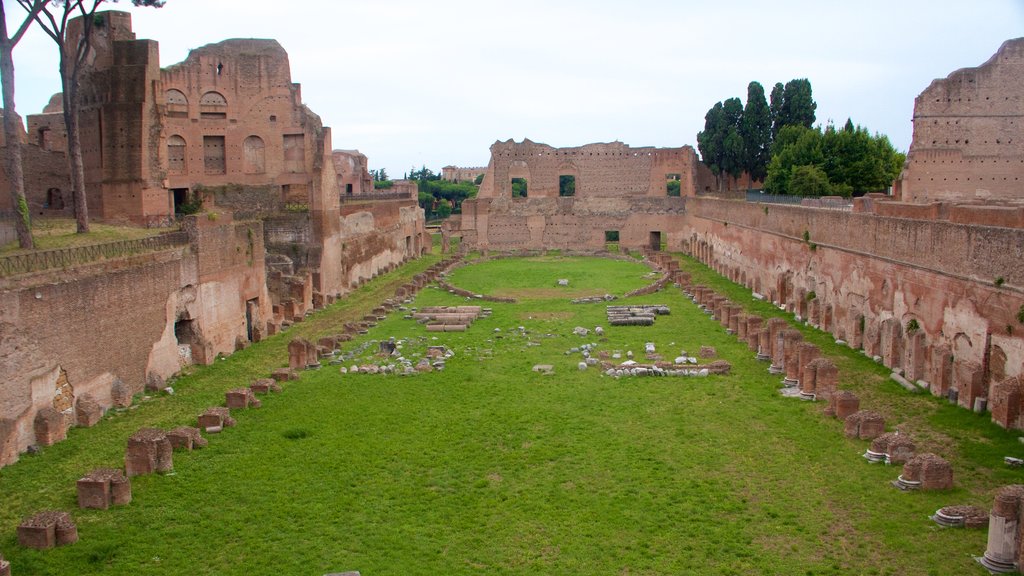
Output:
[0, 216, 270, 467]
[456, 139, 714, 250]
[442, 165, 487, 183]
[685, 197, 1024, 414]
[898, 38, 1024, 204]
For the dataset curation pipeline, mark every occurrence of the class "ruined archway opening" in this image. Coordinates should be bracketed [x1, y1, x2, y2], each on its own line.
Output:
[174, 316, 203, 365]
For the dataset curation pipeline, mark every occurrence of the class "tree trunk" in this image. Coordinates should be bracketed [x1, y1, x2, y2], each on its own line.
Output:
[61, 55, 89, 234]
[0, 34, 32, 248]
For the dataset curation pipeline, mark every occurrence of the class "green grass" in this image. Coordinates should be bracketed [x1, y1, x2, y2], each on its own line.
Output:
[1, 253, 1020, 575]
[0, 218, 173, 255]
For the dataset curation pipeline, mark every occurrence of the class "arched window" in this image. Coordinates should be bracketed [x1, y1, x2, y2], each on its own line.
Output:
[165, 89, 188, 105]
[167, 135, 186, 174]
[199, 91, 227, 119]
[165, 89, 188, 118]
[199, 91, 226, 105]
[243, 135, 265, 174]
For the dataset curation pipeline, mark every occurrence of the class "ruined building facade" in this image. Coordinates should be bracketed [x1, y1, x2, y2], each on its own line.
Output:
[451, 139, 715, 251]
[450, 39, 1024, 429]
[0, 12, 427, 467]
[441, 165, 487, 183]
[898, 38, 1024, 204]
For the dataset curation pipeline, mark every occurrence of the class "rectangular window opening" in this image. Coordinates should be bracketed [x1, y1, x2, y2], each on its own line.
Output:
[559, 175, 576, 197]
[666, 173, 681, 196]
[511, 177, 528, 198]
[605, 230, 619, 252]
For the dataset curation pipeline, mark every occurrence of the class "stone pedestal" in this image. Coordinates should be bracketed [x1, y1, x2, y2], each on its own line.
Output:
[979, 485, 1024, 573]
[198, 407, 236, 432]
[895, 453, 953, 491]
[866, 432, 916, 465]
[33, 408, 66, 447]
[125, 428, 173, 477]
[796, 343, 821, 393]
[250, 378, 281, 395]
[167, 427, 207, 451]
[843, 410, 885, 440]
[17, 511, 76, 549]
[76, 394, 103, 428]
[830, 390, 860, 419]
[745, 317, 763, 352]
[226, 388, 260, 409]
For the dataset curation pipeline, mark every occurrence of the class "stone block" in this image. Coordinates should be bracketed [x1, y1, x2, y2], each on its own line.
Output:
[33, 407, 66, 447]
[198, 407, 236, 432]
[831, 390, 860, 419]
[226, 388, 257, 409]
[167, 426, 206, 450]
[77, 468, 130, 509]
[125, 428, 173, 477]
[75, 394, 103, 428]
[900, 453, 953, 490]
[991, 376, 1024, 430]
[843, 410, 885, 440]
[76, 477, 110, 510]
[18, 511, 76, 549]
[250, 378, 281, 394]
[111, 378, 133, 408]
[271, 368, 299, 382]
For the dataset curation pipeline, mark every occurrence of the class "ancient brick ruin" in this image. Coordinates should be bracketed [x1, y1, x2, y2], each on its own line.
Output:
[898, 39, 1024, 205]
[16, 511, 77, 550]
[440, 39, 1024, 433]
[76, 468, 132, 509]
[0, 10, 429, 467]
[980, 484, 1024, 572]
[447, 139, 715, 251]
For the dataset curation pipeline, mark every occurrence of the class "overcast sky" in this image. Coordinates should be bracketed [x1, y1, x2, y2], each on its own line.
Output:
[7, 0, 1024, 176]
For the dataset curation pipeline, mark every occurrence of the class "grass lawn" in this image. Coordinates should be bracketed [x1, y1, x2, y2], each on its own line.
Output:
[1, 252, 1020, 575]
[0, 219, 172, 256]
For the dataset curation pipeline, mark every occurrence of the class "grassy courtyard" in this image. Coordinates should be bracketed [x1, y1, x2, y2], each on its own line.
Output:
[1, 253, 1021, 575]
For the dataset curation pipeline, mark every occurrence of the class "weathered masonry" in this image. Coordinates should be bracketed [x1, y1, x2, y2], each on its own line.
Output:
[450, 139, 716, 251]
[0, 12, 428, 467]
[450, 39, 1024, 430]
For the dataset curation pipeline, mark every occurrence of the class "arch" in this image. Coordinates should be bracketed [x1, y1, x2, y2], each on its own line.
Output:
[167, 135, 186, 175]
[200, 91, 227, 119]
[199, 91, 227, 106]
[165, 89, 188, 105]
[243, 135, 265, 174]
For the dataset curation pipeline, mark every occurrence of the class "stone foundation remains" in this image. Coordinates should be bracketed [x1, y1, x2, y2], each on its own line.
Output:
[77, 468, 132, 509]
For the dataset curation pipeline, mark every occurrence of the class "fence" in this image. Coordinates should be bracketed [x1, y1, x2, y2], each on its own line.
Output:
[745, 191, 852, 211]
[339, 191, 413, 204]
[0, 231, 190, 277]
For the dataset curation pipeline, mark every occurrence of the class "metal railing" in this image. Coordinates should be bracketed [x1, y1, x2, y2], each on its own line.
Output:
[0, 231, 190, 277]
[745, 191, 852, 211]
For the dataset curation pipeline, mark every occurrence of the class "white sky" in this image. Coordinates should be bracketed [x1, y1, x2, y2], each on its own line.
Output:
[7, 0, 1024, 176]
